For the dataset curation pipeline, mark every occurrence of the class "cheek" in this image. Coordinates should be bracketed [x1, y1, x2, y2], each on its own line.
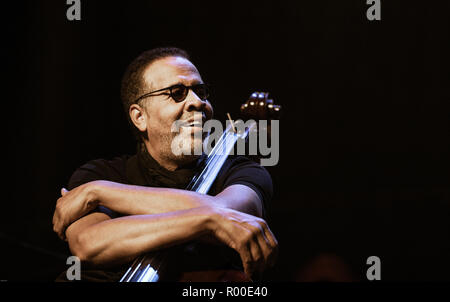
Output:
[147, 104, 183, 132]
[205, 102, 214, 120]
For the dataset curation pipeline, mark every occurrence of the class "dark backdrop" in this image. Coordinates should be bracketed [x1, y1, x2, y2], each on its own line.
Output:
[2, 0, 449, 281]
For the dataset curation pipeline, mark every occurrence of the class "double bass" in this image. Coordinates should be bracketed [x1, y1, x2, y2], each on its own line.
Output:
[120, 91, 281, 282]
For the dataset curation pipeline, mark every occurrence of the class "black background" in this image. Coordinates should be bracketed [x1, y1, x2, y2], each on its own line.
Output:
[1, 0, 449, 281]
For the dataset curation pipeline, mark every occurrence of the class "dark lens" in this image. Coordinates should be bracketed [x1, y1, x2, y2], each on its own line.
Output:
[170, 85, 188, 102]
[193, 84, 209, 100]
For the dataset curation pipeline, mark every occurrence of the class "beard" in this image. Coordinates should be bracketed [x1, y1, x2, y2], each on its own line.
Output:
[170, 126, 205, 158]
[147, 112, 208, 168]
[169, 111, 207, 161]
[149, 125, 206, 170]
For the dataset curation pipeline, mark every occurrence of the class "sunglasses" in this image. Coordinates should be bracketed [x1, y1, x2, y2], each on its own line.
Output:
[134, 83, 210, 104]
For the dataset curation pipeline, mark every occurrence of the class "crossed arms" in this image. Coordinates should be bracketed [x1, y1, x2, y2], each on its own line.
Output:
[52, 180, 278, 277]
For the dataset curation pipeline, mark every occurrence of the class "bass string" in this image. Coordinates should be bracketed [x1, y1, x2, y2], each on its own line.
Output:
[187, 125, 235, 191]
[122, 128, 236, 282]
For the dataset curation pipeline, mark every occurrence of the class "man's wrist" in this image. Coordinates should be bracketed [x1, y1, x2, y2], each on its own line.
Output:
[85, 180, 105, 206]
[199, 205, 221, 234]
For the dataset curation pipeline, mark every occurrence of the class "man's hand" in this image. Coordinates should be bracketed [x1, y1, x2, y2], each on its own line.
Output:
[52, 181, 278, 277]
[206, 207, 278, 278]
[52, 184, 98, 241]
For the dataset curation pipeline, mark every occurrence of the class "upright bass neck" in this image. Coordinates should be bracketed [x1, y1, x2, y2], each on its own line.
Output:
[186, 120, 256, 193]
[119, 120, 256, 282]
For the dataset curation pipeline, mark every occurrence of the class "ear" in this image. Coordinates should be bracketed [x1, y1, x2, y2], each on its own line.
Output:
[129, 103, 148, 132]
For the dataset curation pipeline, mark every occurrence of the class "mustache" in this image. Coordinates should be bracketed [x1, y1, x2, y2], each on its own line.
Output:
[179, 112, 207, 126]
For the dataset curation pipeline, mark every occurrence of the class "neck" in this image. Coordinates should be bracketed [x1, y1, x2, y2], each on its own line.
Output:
[142, 140, 197, 171]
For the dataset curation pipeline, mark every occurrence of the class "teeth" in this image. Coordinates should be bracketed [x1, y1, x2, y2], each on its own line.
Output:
[183, 122, 201, 127]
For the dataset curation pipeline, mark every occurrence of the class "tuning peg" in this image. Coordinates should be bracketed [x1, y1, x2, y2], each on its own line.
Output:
[240, 91, 282, 120]
[268, 104, 281, 119]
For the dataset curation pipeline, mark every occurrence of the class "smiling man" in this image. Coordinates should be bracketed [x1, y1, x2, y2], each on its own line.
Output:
[52, 47, 277, 281]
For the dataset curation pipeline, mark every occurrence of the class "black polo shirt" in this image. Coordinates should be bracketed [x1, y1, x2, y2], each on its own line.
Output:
[57, 153, 273, 281]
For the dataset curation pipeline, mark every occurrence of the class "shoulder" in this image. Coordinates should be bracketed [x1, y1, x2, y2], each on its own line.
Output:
[213, 155, 273, 210]
[67, 155, 131, 190]
[219, 156, 272, 184]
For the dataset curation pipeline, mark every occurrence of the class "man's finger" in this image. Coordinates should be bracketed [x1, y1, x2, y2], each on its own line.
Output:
[61, 188, 69, 196]
[255, 221, 278, 267]
[257, 220, 277, 249]
[246, 225, 266, 274]
[236, 240, 254, 279]
[255, 230, 273, 268]
[57, 224, 66, 241]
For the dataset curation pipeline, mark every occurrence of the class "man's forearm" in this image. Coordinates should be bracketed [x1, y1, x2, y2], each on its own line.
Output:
[67, 206, 213, 267]
[89, 180, 217, 215]
[53, 181, 262, 242]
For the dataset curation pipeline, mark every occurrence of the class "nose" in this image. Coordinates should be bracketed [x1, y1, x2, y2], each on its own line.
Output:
[185, 89, 206, 112]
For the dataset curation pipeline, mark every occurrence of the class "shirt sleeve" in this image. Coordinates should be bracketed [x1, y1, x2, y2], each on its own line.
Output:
[66, 157, 128, 218]
[218, 156, 273, 219]
[67, 157, 128, 190]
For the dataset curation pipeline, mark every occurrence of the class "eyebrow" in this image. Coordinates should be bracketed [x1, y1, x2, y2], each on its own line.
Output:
[166, 80, 205, 87]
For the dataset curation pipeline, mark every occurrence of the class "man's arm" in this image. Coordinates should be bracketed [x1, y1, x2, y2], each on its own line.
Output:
[53, 180, 263, 239]
[65, 206, 212, 267]
[64, 203, 277, 276]
[53, 180, 276, 276]
[92, 180, 263, 216]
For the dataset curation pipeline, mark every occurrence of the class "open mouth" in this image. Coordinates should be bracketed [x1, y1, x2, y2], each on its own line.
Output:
[181, 116, 206, 128]
[184, 121, 202, 128]
[179, 121, 204, 135]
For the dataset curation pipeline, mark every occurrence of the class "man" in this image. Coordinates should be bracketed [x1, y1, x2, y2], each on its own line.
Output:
[52, 47, 278, 281]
